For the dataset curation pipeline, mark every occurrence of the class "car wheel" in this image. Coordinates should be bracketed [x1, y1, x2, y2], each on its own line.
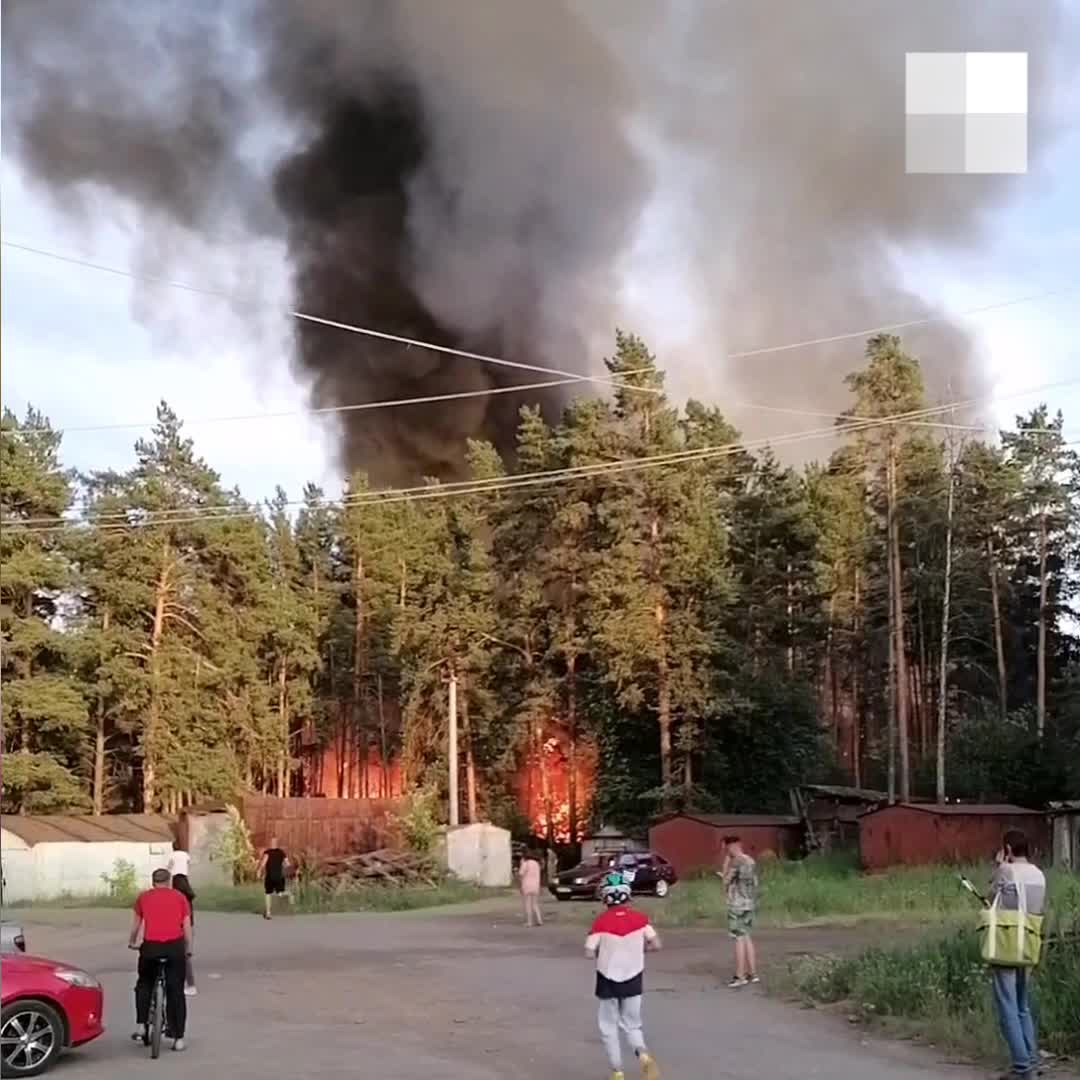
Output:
[555, 893, 570, 902]
[654, 878, 670, 898]
[1, 999, 64, 1078]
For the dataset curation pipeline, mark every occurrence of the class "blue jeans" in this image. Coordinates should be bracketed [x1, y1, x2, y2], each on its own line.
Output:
[991, 966, 1038, 1075]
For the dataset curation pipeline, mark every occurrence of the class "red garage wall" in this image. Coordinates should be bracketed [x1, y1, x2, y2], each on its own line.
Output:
[858, 804, 1050, 871]
[649, 814, 802, 876]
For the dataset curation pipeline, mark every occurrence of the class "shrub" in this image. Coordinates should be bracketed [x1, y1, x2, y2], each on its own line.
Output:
[395, 787, 442, 855]
[211, 804, 258, 883]
[100, 858, 138, 900]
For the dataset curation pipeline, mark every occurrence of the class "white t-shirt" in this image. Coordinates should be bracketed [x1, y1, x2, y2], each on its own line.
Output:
[168, 850, 191, 877]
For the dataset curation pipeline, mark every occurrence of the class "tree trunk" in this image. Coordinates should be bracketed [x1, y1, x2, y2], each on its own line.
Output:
[461, 672, 478, 824]
[885, 474, 897, 805]
[19, 593, 33, 764]
[852, 566, 863, 789]
[144, 546, 171, 812]
[537, 722, 554, 848]
[92, 606, 112, 815]
[352, 551, 366, 791]
[1036, 512, 1049, 739]
[277, 656, 288, 798]
[936, 456, 955, 804]
[786, 560, 795, 675]
[566, 653, 579, 844]
[825, 593, 838, 758]
[655, 600, 673, 790]
[888, 447, 911, 801]
[377, 673, 389, 798]
[915, 564, 929, 757]
[987, 536, 1008, 723]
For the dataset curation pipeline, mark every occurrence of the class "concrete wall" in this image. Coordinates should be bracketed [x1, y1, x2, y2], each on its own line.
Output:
[442, 823, 512, 887]
[0, 829, 173, 902]
[182, 812, 234, 889]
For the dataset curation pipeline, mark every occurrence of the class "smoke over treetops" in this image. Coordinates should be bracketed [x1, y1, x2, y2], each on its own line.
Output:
[3, 1, 1076, 482]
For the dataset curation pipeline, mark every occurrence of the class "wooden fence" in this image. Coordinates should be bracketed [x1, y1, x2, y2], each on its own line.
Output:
[241, 796, 403, 859]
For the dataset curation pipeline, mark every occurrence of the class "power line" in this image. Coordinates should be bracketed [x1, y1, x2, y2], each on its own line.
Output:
[6, 238, 1071, 399]
[0, 397, 1021, 533]
[3, 377, 585, 435]
[21, 370, 1080, 523]
[725, 288, 1078, 359]
[6, 374, 1077, 530]
[1, 239, 660, 399]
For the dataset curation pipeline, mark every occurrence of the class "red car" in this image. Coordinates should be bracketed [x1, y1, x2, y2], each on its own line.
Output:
[1, 954, 104, 1077]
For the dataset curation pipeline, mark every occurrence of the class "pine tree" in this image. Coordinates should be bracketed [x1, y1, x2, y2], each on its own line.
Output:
[0, 407, 89, 813]
[842, 335, 927, 801]
[1002, 408, 1080, 738]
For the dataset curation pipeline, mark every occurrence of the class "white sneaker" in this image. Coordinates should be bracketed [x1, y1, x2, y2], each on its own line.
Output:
[184, 985, 198, 997]
[172, 1038, 186, 1052]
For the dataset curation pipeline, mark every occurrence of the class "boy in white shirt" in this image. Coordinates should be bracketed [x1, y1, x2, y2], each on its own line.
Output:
[585, 874, 661, 1080]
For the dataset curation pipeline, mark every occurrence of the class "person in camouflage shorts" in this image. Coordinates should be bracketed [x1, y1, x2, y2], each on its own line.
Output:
[719, 835, 759, 988]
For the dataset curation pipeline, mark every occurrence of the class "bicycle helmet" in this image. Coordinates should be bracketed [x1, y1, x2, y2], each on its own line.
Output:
[599, 871, 631, 906]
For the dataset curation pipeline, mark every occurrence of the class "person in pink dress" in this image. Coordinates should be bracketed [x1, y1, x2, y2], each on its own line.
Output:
[518, 849, 544, 927]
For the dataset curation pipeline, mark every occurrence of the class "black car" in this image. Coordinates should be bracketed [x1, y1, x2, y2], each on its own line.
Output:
[549, 851, 678, 901]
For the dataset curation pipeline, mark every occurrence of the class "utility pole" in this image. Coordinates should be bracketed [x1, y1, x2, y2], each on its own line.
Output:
[447, 665, 459, 828]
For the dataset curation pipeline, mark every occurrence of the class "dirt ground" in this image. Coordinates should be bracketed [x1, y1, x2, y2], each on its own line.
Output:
[15, 900, 1047, 1080]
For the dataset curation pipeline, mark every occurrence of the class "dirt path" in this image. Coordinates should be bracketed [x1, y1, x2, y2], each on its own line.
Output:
[14, 906, 1029, 1079]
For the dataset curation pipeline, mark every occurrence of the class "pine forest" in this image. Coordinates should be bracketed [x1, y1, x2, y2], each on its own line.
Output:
[3, 332, 1079, 838]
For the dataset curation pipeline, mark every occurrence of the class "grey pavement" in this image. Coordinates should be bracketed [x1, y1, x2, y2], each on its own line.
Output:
[16, 904, 1022, 1079]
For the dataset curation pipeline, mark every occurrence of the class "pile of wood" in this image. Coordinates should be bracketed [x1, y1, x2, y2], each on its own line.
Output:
[305, 848, 441, 890]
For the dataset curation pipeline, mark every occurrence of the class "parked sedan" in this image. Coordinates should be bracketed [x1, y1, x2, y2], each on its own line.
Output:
[549, 851, 678, 901]
[1, 954, 104, 1077]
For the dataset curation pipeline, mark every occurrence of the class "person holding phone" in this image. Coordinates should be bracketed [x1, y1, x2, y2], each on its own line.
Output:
[988, 830, 1046, 1080]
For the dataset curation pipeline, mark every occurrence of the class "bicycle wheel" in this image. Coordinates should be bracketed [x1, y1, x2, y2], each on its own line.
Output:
[149, 977, 165, 1059]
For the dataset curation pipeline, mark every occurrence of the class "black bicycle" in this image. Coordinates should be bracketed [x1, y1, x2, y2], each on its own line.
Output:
[139, 956, 168, 1060]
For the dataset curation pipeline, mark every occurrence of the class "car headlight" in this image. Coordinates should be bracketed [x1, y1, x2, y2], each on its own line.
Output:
[574, 878, 586, 885]
[56, 969, 100, 989]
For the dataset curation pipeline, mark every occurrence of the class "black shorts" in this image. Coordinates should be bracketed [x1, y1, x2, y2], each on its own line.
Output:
[264, 878, 286, 896]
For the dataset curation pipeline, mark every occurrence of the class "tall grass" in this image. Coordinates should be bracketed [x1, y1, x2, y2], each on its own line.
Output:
[12, 879, 492, 915]
[657, 852, 1080, 928]
[789, 879, 1080, 1059]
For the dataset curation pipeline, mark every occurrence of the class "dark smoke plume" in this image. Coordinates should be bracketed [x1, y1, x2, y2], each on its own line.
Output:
[3, 1, 1077, 479]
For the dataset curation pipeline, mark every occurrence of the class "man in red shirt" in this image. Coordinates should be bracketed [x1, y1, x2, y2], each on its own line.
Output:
[128, 867, 193, 1051]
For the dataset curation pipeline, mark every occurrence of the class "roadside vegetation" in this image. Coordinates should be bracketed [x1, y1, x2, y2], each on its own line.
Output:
[653, 852, 1063, 928]
[788, 908, 1080, 1059]
[771, 857, 1080, 1060]
[12, 878, 492, 915]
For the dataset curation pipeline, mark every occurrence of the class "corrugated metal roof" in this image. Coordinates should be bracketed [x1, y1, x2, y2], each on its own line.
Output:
[0, 814, 175, 846]
[863, 802, 1041, 818]
[677, 813, 802, 827]
[800, 784, 889, 802]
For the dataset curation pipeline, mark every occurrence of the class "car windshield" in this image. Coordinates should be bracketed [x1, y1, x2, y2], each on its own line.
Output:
[573, 853, 642, 872]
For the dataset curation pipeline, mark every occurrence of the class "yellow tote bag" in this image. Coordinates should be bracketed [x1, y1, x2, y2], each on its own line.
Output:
[978, 884, 1044, 967]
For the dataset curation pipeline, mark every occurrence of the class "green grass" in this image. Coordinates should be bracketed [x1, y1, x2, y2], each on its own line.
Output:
[654, 852, 1080, 928]
[785, 876, 1080, 1061]
[12, 879, 494, 915]
[789, 923, 1080, 1059]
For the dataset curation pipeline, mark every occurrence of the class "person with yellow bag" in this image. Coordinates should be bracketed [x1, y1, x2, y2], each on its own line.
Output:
[979, 829, 1046, 1080]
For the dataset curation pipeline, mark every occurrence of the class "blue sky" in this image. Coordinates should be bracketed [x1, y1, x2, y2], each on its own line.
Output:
[3, 100, 1078, 506]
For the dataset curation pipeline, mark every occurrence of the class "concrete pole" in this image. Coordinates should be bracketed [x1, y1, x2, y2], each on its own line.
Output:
[448, 667, 459, 828]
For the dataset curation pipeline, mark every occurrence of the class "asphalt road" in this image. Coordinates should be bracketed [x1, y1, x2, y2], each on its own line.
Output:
[16, 904, 1020, 1080]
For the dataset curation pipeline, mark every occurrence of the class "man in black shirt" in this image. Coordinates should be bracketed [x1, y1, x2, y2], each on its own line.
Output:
[257, 838, 290, 920]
